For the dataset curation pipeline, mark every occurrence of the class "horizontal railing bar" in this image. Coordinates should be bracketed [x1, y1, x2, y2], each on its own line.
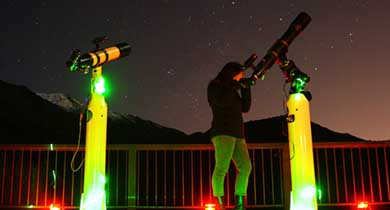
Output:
[2, 202, 390, 208]
[318, 202, 390, 206]
[2, 141, 388, 151]
[0, 143, 285, 151]
[313, 141, 390, 148]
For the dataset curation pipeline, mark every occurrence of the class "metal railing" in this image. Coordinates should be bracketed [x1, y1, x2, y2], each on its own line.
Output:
[0, 141, 389, 209]
[133, 143, 287, 209]
[314, 143, 390, 207]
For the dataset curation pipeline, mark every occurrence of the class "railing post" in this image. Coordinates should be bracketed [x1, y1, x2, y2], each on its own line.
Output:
[282, 143, 292, 210]
[128, 144, 137, 210]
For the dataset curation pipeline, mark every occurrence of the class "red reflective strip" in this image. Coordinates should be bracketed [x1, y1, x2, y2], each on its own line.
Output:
[18, 151, 24, 205]
[384, 148, 390, 200]
[116, 151, 120, 204]
[27, 150, 33, 204]
[61, 152, 67, 206]
[35, 151, 41, 205]
[182, 151, 185, 206]
[53, 151, 58, 204]
[199, 151, 203, 207]
[359, 149, 365, 200]
[145, 152, 149, 204]
[333, 149, 339, 202]
[172, 151, 176, 206]
[375, 148, 383, 201]
[44, 151, 50, 206]
[1, 151, 6, 203]
[191, 151, 194, 206]
[10, 151, 15, 204]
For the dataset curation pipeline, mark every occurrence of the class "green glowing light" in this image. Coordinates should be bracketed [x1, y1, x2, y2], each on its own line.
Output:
[290, 70, 309, 93]
[293, 77, 306, 93]
[100, 175, 107, 184]
[317, 188, 322, 201]
[28, 204, 34, 208]
[94, 77, 106, 94]
[300, 186, 316, 199]
[296, 78, 305, 87]
[80, 189, 105, 210]
[52, 170, 56, 183]
[50, 144, 54, 151]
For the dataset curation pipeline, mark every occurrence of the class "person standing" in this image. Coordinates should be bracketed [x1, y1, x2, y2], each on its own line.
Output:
[207, 62, 252, 210]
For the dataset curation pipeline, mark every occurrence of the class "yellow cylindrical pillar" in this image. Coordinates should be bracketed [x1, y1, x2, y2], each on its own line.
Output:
[286, 93, 317, 210]
[80, 66, 107, 210]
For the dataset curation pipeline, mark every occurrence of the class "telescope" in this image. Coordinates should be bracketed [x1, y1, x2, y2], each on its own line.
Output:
[66, 42, 131, 73]
[243, 12, 311, 85]
[66, 37, 131, 210]
[242, 12, 319, 210]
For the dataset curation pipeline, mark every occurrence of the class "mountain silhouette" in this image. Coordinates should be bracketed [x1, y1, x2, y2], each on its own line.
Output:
[0, 80, 365, 144]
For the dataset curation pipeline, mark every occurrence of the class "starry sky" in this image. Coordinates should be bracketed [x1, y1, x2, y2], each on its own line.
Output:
[1, 0, 389, 140]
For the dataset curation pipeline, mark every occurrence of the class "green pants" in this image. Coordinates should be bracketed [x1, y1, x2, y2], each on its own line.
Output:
[212, 135, 252, 196]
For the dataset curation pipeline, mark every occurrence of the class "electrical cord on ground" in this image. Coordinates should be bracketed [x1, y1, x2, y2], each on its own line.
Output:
[70, 102, 88, 172]
[283, 81, 295, 160]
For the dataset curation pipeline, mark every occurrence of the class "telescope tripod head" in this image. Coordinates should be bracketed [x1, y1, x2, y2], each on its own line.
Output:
[277, 54, 310, 94]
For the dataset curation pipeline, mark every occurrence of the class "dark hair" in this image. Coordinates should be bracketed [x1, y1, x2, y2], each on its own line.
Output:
[215, 62, 244, 82]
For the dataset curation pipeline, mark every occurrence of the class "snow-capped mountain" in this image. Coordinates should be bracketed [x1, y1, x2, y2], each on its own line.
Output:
[0, 80, 188, 144]
[0, 79, 367, 144]
[36, 92, 164, 128]
[37, 93, 83, 112]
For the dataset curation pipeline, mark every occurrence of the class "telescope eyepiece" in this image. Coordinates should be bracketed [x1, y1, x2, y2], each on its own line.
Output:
[243, 54, 258, 70]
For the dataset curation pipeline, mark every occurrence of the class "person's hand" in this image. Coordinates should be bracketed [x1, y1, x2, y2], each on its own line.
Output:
[239, 78, 255, 88]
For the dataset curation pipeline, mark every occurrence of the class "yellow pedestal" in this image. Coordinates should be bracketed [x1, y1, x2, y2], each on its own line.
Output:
[80, 66, 107, 210]
[287, 93, 317, 210]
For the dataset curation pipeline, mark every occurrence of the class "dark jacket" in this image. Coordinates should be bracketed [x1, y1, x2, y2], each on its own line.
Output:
[207, 79, 251, 139]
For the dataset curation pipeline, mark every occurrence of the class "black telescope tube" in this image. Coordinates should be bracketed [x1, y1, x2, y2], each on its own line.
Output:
[251, 12, 311, 81]
[115, 42, 131, 57]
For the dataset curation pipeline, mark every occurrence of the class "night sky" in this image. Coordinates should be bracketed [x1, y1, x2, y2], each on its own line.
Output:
[1, 0, 389, 140]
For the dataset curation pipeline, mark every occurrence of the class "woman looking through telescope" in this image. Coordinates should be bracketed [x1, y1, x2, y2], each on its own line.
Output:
[207, 62, 252, 210]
